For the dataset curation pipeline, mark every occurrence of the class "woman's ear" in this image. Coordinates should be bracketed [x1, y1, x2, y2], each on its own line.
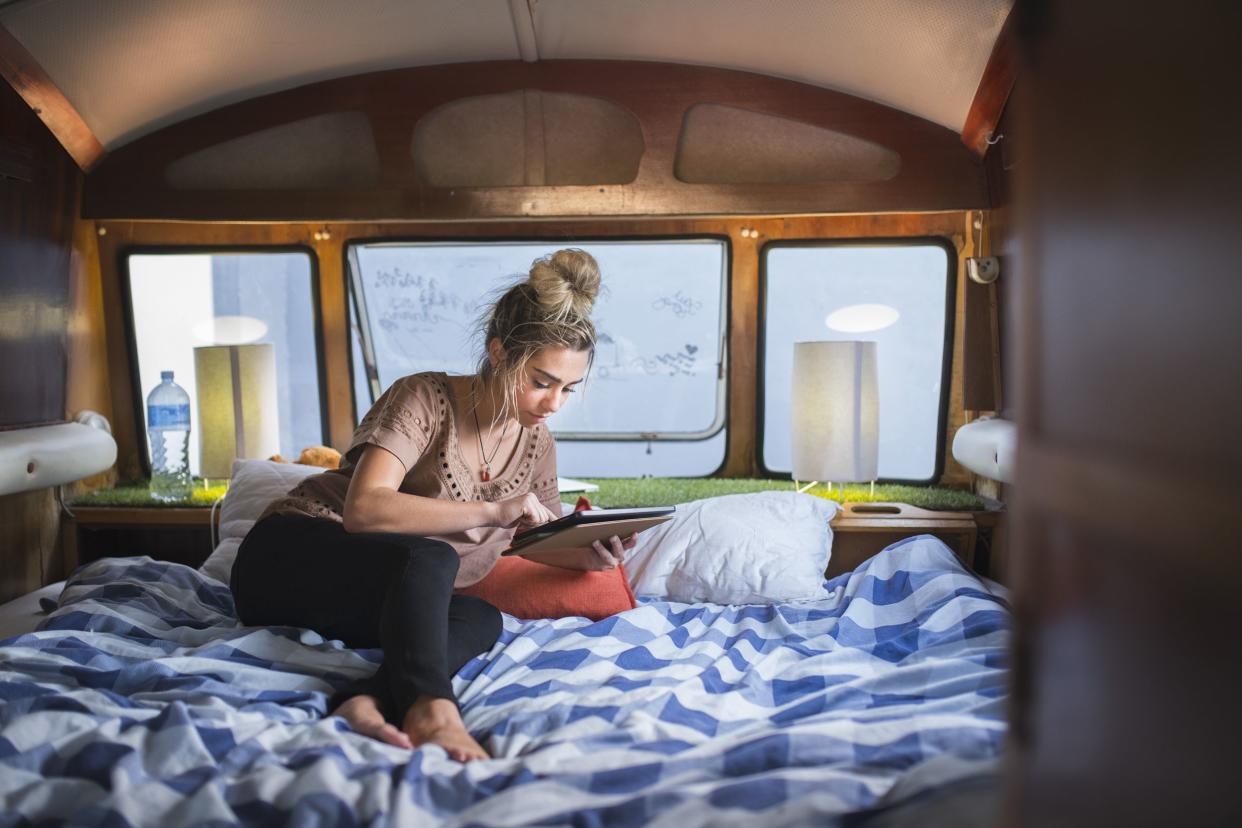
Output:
[486, 337, 506, 369]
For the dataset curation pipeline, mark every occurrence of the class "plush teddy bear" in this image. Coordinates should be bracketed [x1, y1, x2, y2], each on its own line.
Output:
[268, 445, 342, 469]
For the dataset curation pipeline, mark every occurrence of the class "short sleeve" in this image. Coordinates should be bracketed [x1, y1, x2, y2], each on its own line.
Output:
[530, 429, 560, 514]
[346, 375, 440, 471]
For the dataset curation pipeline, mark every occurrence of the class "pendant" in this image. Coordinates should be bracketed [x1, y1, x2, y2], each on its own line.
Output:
[481, 464, 491, 482]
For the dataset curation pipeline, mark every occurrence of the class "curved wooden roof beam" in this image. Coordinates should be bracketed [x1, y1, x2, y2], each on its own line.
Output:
[961, 7, 1017, 157]
[0, 21, 104, 172]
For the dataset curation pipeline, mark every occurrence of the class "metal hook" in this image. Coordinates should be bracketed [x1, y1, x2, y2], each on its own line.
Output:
[985, 132, 1004, 146]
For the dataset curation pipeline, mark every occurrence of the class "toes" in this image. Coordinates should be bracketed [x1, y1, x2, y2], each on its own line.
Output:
[447, 748, 485, 763]
[379, 725, 412, 749]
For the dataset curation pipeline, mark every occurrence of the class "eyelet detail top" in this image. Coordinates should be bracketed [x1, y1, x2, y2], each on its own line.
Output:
[258, 371, 560, 588]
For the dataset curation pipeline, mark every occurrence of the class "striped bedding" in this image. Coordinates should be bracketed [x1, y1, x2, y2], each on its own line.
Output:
[0, 535, 1008, 826]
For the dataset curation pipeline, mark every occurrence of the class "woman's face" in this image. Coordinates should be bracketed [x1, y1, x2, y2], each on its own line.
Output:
[512, 346, 590, 428]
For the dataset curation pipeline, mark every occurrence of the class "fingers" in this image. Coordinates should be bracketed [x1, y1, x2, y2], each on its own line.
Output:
[527, 495, 558, 523]
[514, 494, 558, 527]
[608, 534, 627, 559]
[591, 538, 621, 569]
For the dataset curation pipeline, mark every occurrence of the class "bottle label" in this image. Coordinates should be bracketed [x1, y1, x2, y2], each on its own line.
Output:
[148, 404, 190, 428]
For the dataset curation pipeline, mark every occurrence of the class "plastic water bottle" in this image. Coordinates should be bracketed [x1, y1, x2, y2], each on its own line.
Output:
[147, 370, 192, 501]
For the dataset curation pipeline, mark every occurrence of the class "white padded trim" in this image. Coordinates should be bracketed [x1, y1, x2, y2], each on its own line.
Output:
[0, 422, 116, 497]
[952, 417, 1016, 484]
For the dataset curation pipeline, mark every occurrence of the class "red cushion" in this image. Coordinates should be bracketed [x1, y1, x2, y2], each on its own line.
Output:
[457, 556, 637, 621]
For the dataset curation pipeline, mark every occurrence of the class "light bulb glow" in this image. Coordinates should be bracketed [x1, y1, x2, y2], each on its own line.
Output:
[824, 303, 900, 333]
[192, 315, 269, 345]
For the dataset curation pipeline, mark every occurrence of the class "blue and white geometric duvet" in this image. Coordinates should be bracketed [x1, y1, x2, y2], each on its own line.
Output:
[0, 535, 1008, 826]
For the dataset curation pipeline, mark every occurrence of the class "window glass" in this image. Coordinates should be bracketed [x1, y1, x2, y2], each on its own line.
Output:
[127, 252, 323, 476]
[347, 240, 728, 476]
[762, 243, 952, 482]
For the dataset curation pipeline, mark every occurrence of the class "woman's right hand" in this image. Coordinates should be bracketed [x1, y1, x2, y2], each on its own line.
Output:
[494, 493, 559, 529]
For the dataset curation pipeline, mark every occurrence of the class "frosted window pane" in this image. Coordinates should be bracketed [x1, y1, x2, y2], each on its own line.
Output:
[762, 244, 951, 482]
[349, 240, 728, 477]
[127, 252, 323, 476]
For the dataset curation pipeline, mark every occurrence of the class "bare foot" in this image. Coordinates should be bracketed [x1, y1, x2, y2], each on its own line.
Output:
[402, 696, 490, 762]
[331, 694, 412, 749]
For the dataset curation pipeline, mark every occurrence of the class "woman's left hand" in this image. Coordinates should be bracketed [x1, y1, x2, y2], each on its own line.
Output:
[532, 534, 638, 571]
[588, 533, 637, 569]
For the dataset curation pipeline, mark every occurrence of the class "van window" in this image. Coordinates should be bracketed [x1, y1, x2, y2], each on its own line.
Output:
[347, 240, 728, 477]
[125, 251, 324, 477]
[761, 242, 953, 482]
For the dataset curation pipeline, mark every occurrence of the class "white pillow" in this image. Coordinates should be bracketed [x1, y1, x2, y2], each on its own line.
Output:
[622, 491, 837, 604]
[199, 458, 323, 584]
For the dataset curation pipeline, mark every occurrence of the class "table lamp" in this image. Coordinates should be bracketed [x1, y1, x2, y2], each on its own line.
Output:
[194, 343, 280, 479]
[790, 340, 879, 497]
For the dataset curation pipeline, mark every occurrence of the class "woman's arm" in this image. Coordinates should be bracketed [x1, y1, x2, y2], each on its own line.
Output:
[522, 437, 637, 570]
[342, 444, 559, 536]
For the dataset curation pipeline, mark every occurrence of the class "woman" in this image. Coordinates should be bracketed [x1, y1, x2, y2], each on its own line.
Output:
[230, 249, 633, 762]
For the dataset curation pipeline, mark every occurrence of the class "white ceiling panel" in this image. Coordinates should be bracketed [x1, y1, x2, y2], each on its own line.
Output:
[0, 0, 523, 147]
[1, 0, 1011, 150]
[531, 0, 1011, 132]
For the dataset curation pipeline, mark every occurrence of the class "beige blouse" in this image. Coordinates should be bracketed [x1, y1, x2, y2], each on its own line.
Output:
[260, 372, 560, 587]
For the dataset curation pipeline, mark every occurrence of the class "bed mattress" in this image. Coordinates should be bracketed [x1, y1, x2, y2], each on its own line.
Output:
[0, 535, 1008, 826]
[0, 580, 63, 641]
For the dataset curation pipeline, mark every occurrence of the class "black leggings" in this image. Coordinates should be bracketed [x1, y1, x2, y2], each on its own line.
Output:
[230, 513, 502, 723]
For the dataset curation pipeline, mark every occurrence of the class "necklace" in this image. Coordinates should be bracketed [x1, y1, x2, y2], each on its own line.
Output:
[471, 388, 510, 483]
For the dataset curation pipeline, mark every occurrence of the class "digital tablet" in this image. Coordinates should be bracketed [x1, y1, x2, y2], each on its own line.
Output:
[502, 506, 675, 557]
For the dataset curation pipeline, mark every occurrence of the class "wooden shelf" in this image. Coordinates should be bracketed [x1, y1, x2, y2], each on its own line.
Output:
[68, 506, 214, 526]
[64, 505, 217, 573]
[827, 502, 980, 577]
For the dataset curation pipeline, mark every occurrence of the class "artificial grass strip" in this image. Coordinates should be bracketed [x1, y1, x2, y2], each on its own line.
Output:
[70, 480, 229, 508]
[71, 477, 983, 512]
[578, 479, 983, 511]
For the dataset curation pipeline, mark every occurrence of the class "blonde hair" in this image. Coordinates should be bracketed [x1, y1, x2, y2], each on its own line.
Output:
[477, 248, 601, 419]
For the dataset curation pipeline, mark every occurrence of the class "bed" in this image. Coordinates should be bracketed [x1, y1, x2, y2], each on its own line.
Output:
[0, 534, 1007, 826]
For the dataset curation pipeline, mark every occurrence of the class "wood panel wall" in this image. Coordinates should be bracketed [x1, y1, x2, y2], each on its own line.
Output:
[1006, 1, 1241, 824]
[96, 213, 976, 485]
[0, 208, 110, 605]
[83, 61, 987, 221]
[0, 78, 95, 603]
[0, 78, 75, 428]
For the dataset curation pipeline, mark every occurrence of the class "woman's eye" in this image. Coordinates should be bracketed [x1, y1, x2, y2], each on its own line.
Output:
[533, 380, 550, 389]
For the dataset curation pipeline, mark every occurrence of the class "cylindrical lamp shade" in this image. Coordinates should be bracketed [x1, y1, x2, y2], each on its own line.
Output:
[194, 344, 280, 479]
[790, 341, 879, 482]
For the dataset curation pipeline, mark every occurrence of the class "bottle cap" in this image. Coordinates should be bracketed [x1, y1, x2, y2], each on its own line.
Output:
[160, 370, 174, 381]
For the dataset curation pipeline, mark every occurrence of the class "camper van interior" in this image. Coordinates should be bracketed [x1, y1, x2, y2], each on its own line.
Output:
[1, 1, 1238, 825]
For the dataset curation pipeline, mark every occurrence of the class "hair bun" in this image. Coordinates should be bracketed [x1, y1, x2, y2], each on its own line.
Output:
[527, 248, 601, 322]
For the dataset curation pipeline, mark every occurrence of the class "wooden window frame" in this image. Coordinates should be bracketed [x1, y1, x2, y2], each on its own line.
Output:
[95, 213, 972, 482]
[117, 244, 329, 478]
